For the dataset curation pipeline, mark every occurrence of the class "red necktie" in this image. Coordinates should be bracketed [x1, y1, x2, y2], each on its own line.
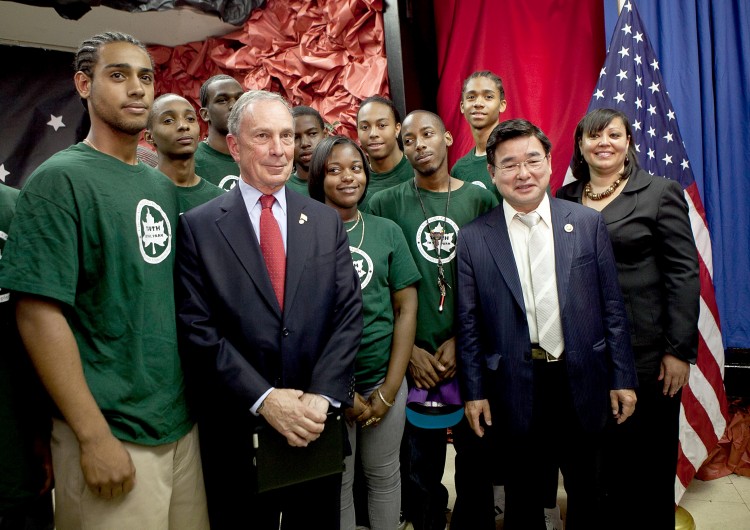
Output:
[259, 194, 285, 310]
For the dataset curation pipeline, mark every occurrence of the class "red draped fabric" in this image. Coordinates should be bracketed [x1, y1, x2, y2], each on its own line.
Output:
[149, 0, 388, 140]
[434, 0, 606, 191]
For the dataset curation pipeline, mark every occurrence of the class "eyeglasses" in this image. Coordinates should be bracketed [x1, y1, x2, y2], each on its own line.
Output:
[495, 155, 549, 176]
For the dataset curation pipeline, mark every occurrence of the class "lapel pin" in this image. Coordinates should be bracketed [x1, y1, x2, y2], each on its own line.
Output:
[564, 223, 574, 233]
[299, 213, 308, 224]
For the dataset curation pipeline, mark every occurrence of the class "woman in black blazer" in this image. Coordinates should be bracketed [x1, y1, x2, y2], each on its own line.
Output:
[557, 108, 699, 529]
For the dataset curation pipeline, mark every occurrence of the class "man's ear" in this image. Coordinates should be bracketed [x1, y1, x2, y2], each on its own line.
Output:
[226, 133, 240, 163]
[144, 130, 155, 146]
[199, 107, 210, 123]
[444, 130, 454, 147]
[74, 71, 92, 100]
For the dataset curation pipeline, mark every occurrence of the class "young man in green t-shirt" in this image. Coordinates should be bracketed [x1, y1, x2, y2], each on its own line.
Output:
[145, 93, 223, 213]
[195, 74, 244, 191]
[357, 96, 414, 209]
[288, 105, 327, 196]
[451, 70, 507, 200]
[367, 111, 497, 530]
[0, 32, 208, 529]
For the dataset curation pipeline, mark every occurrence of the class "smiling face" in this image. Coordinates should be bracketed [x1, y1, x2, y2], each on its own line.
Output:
[401, 112, 453, 178]
[227, 99, 295, 194]
[77, 41, 154, 136]
[460, 76, 507, 131]
[294, 114, 326, 172]
[356, 101, 401, 162]
[579, 117, 630, 178]
[323, 143, 367, 212]
[490, 134, 551, 214]
[146, 95, 200, 158]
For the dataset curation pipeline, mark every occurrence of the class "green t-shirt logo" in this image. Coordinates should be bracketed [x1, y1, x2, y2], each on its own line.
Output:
[219, 175, 239, 192]
[136, 199, 172, 264]
[416, 217, 459, 265]
[350, 247, 374, 290]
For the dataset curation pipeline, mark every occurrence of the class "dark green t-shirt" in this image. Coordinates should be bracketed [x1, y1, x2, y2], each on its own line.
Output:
[0, 144, 192, 446]
[176, 177, 224, 214]
[286, 171, 309, 197]
[0, 184, 51, 512]
[194, 142, 239, 191]
[451, 148, 501, 200]
[367, 181, 497, 351]
[361, 154, 414, 210]
[345, 212, 420, 388]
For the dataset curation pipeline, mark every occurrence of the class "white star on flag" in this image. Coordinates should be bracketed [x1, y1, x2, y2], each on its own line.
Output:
[47, 115, 65, 131]
[0, 164, 8, 182]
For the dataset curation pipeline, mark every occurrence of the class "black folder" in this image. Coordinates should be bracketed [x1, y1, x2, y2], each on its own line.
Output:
[252, 411, 345, 493]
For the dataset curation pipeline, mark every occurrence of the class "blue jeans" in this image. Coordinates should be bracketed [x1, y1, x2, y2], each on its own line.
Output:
[341, 379, 407, 530]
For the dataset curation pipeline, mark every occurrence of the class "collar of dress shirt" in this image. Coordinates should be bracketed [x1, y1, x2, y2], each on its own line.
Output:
[502, 193, 552, 230]
[238, 178, 288, 216]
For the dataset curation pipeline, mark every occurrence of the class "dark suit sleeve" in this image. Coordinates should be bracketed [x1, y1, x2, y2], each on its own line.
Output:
[595, 214, 638, 390]
[456, 229, 486, 401]
[306, 217, 362, 407]
[175, 214, 273, 410]
[655, 180, 700, 363]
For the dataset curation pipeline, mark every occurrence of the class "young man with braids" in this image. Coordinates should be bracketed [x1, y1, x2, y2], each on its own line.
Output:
[452, 70, 507, 201]
[195, 74, 244, 191]
[0, 32, 209, 529]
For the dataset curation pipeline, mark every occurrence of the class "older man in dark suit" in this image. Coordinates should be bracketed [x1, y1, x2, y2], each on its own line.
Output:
[456, 119, 638, 530]
[175, 90, 363, 529]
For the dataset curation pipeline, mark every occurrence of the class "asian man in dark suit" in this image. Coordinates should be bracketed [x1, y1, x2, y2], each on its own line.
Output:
[455, 119, 638, 530]
[175, 90, 363, 529]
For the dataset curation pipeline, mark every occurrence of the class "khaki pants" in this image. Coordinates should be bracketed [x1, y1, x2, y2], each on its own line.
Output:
[51, 419, 209, 530]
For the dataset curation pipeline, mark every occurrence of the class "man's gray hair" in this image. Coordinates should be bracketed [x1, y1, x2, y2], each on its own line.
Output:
[228, 90, 292, 136]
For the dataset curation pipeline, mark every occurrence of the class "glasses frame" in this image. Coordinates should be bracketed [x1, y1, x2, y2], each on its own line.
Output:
[495, 154, 549, 176]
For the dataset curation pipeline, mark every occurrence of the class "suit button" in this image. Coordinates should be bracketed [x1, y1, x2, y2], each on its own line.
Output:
[282, 328, 290, 337]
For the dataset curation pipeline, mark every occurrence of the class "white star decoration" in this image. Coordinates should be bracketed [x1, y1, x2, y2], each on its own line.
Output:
[650, 59, 659, 70]
[649, 82, 660, 94]
[600, 67, 607, 77]
[681, 159, 690, 170]
[594, 88, 605, 100]
[618, 46, 630, 58]
[667, 109, 676, 120]
[663, 154, 673, 165]
[647, 148, 655, 159]
[635, 97, 643, 109]
[47, 115, 65, 131]
[664, 132, 674, 143]
[647, 104, 657, 115]
[634, 31, 644, 43]
[634, 54, 642, 65]
[614, 92, 626, 103]
[622, 24, 632, 35]
[633, 120, 642, 131]
[617, 69, 628, 81]
[0, 164, 8, 182]
[647, 127, 656, 137]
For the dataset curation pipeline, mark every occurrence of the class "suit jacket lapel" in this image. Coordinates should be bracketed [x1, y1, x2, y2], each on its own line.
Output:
[482, 206, 526, 311]
[550, 199, 574, 313]
[283, 189, 312, 312]
[216, 186, 281, 315]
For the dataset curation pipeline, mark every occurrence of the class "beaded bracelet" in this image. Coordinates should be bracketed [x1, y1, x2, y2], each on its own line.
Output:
[377, 388, 394, 408]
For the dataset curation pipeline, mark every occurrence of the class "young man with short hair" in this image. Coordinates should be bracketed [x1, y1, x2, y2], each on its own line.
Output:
[452, 71, 507, 199]
[195, 74, 244, 191]
[0, 32, 208, 530]
[357, 96, 413, 208]
[368, 111, 497, 530]
[145, 93, 223, 213]
[288, 105, 327, 196]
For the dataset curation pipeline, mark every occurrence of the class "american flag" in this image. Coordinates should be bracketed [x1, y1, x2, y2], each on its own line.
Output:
[585, 1, 729, 504]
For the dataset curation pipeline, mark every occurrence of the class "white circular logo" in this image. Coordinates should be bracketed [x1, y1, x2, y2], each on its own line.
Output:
[136, 199, 172, 264]
[219, 175, 239, 191]
[350, 247, 374, 290]
[415, 216, 460, 264]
